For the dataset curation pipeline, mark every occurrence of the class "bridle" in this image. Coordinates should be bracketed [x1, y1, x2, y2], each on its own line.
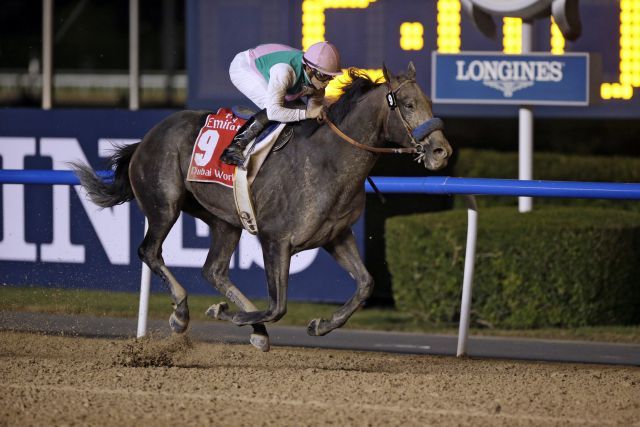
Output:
[322, 78, 445, 159]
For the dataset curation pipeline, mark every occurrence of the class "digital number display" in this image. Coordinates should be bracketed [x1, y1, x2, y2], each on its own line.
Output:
[301, 0, 638, 102]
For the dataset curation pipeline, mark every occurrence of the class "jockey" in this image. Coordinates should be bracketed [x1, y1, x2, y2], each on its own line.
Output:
[221, 41, 342, 167]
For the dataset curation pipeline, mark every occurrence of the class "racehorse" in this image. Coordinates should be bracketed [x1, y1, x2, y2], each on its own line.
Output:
[73, 63, 452, 351]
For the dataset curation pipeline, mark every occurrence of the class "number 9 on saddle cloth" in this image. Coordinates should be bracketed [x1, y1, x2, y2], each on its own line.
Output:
[186, 106, 293, 235]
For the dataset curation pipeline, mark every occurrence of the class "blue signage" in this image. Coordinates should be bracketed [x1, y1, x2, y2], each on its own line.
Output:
[432, 52, 592, 106]
[0, 108, 362, 303]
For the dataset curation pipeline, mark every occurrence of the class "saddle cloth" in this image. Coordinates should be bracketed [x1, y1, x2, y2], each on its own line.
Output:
[186, 107, 287, 234]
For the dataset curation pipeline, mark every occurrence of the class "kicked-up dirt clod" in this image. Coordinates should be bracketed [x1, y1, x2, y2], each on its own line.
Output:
[115, 333, 193, 368]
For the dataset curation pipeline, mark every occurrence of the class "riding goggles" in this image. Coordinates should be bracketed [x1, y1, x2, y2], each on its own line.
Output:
[309, 67, 334, 83]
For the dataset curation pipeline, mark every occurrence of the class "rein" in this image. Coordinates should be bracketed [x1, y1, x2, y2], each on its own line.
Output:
[321, 76, 443, 204]
[323, 117, 419, 154]
[321, 78, 444, 156]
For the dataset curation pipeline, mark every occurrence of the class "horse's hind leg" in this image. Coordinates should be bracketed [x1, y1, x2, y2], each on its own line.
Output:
[307, 229, 373, 336]
[136, 200, 190, 333]
[202, 218, 270, 351]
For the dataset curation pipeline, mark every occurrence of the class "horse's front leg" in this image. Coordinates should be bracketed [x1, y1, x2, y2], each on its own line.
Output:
[307, 228, 373, 336]
[231, 238, 291, 326]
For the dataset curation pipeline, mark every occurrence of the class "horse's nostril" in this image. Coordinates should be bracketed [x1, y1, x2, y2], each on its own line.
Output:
[433, 147, 447, 159]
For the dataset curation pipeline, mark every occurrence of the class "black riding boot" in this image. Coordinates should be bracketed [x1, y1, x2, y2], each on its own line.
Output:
[220, 109, 270, 169]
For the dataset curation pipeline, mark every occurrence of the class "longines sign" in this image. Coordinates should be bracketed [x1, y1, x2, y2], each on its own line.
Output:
[432, 52, 592, 106]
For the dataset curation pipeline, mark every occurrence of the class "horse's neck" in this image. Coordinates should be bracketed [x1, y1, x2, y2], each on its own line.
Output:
[253, 92, 386, 218]
[323, 89, 386, 179]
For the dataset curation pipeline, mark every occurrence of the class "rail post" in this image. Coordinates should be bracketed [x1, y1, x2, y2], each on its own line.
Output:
[136, 218, 151, 338]
[457, 195, 478, 357]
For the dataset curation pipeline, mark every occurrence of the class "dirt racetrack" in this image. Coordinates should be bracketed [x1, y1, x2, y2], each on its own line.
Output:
[1, 331, 639, 426]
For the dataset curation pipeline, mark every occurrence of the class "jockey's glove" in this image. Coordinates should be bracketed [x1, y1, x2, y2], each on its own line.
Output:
[306, 104, 325, 120]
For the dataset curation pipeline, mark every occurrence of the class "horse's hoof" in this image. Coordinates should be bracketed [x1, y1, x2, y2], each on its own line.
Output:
[206, 302, 228, 320]
[250, 333, 270, 352]
[169, 311, 189, 334]
[307, 318, 330, 336]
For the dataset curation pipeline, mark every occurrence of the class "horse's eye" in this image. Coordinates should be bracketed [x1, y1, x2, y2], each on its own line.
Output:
[405, 103, 414, 109]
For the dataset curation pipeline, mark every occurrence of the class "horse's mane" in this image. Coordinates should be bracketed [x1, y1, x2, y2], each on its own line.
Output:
[297, 68, 383, 137]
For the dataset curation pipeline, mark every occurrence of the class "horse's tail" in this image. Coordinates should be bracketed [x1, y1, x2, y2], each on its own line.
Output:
[71, 143, 139, 208]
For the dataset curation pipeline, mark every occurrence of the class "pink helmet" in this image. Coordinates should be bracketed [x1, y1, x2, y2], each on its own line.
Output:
[303, 41, 342, 76]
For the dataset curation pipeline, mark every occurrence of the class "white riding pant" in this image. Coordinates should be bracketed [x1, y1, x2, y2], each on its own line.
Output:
[229, 51, 269, 109]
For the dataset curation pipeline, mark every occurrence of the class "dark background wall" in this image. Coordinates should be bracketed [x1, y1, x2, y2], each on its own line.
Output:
[2, 0, 639, 304]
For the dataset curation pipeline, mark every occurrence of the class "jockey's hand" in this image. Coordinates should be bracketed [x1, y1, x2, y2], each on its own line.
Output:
[306, 104, 328, 122]
[317, 107, 328, 123]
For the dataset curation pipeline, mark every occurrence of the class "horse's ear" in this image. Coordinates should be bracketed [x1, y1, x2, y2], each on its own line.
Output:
[407, 61, 416, 79]
[382, 62, 395, 84]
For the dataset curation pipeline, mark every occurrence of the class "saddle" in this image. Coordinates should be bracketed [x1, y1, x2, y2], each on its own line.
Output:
[231, 106, 294, 152]
[186, 106, 294, 235]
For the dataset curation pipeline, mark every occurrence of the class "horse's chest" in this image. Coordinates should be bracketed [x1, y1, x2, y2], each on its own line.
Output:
[311, 184, 364, 220]
[290, 191, 364, 250]
[254, 165, 365, 248]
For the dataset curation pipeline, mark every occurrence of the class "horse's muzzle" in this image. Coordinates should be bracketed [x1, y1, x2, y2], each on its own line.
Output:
[411, 116, 451, 170]
[415, 130, 451, 171]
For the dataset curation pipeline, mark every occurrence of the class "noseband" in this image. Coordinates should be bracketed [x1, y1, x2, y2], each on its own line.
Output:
[322, 79, 444, 158]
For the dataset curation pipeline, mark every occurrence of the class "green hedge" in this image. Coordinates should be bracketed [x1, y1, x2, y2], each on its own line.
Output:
[386, 207, 640, 328]
[453, 149, 640, 211]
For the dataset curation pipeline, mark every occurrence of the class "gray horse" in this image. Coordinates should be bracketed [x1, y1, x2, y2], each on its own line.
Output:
[73, 64, 452, 351]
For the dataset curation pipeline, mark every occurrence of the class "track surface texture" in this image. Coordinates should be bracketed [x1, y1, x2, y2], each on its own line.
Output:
[1, 331, 639, 426]
[4, 311, 640, 365]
